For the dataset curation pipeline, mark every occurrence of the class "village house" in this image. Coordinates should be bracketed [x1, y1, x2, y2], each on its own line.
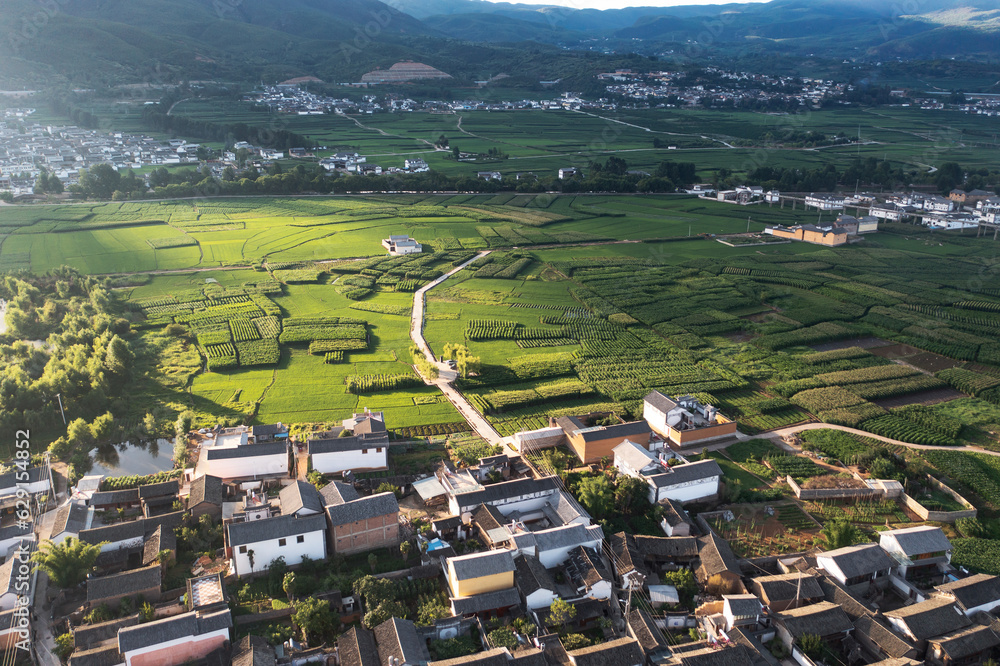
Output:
[612, 439, 722, 504]
[805, 193, 846, 210]
[373, 617, 430, 666]
[556, 416, 653, 464]
[626, 609, 672, 664]
[86, 565, 162, 610]
[879, 525, 953, 580]
[250, 423, 288, 443]
[50, 502, 93, 544]
[926, 624, 1000, 666]
[447, 549, 517, 597]
[187, 475, 224, 521]
[659, 498, 694, 536]
[195, 440, 288, 482]
[884, 597, 971, 645]
[749, 572, 824, 612]
[324, 491, 399, 555]
[116, 608, 232, 666]
[932, 573, 1000, 616]
[309, 434, 389, 475]
[773, 601, 854, 652]
[566, 637, 644, 666]
[338, 626, 378, 666]
[643, 392, 738, 447]
[513, 553, 559, 610]
[765, 223, 849, 246]
[226, 513, 327, 577]
[232, 635, 276, 666]
[0, 466, 52, 499]
[695, 532, 744, 596]
[510, 523, 605, 568]
[565, 545, 613, 601]
[382, 235, 423, 256]
[279, 480, 325, 517]
[816, 542, 896, 590]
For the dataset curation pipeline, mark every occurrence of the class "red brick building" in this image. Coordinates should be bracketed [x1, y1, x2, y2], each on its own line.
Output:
[325, 491, 399, 555]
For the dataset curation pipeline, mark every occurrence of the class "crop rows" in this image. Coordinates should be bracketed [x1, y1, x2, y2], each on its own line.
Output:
[892, 405, 964, 439]
[207, 355, 238, 371]
[146, 236, 197, 249]
[815, 364, 919, 386]
[517, 338, 577, 348]
[466, 320, 519, 341]
[230, 318, 261, 342]
[937, 367, 1000, 395]
[755, 322, 855, 351]
[205, 343, 236, 358]
[346, 374, 422, 394]
[253, 316, 281, 338]
[280, 322, 367, 344]
[235, 339, 280, 366]
[847, 375, 946, 400]
[309, 339, 368, 353]
[325, 351, 345, 364]
[197, 330, 232, 346]
[861, 415, 956, 446]
[923, 451, 1000, 508]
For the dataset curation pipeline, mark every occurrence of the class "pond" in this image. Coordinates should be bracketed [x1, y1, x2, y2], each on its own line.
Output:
[88, 438, 176, 477]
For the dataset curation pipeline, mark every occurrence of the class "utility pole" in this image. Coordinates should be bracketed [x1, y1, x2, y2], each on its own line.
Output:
[746, 216, 751, 233]
[55, 393, 66, 425]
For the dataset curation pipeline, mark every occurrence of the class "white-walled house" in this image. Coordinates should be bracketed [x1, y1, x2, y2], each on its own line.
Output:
[880, 525, 953, 579]
[511, 523, 604, 568]
[309, 436, 388, 475]
[513, 554, 558, 610]
[0, 467, 50, 499]
[816, 543, 896, 588]
[226, 513, 327, 577]
[196, 441, 288, 481]
[117, 609, 232, 666]
[612, 440, 722, 504]
[934, 574, 1000, 616]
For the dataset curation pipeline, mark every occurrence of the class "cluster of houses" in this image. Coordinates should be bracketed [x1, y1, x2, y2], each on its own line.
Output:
[0, 116, 203, 195]
[25, 385, 1000, 666]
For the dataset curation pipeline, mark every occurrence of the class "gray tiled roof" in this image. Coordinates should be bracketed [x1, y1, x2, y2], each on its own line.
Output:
[532, 524, 603, 553]
[635, 535, 699, 560]
[817, 574, 871, 619]
[612, 440, 657, 471]
[68, 644, 124, 666]
[142, 524, 176, 566]
[609, 532, 646, 578]
[514, 554, 556, 596]
[644, 391, 679, 413]
[696, 532, 742, 581]
[627, 608, 668, 652]
[428, 648, 509, 666]
[677, 646, 755, 666]
[52, 502, 90, 537]
[751, 573, 824, 604]
[73, 614, 140, 649]
[931, 624, 1000, 660]
[118, 609, 232, 654]
[354, 418, 387, 436]
[320, 481, 360, 506]
[819, 543, 895, 580]
[232, 635, 276, 666]
[226, 513, 327, 547]
[659, 498, 692, 528]
[251, 424, 286, 438]
[79, 521, 143, 546]
[567, 545, 609, 590]
[86, 566, 161, 604]
[90, 489, 139, 506]
[0, 466, 48, 490]
[450, 587, 521, 615]
[775, 601, 853, 638]
[724, 594, 763, 618]
[452, 477, 559, 511]
[935, 573, 1000, 612]
[373, 617, 428, 666]
[308, 436, 369, 455]
[338, 626, 379, 666]
[852, 615, 916, 659]
[189, 475, 224, 507]
[448, 549, 516, 581]
[205, 442, 287, 460]
[882, 526, 952, 557]
[138, 480, 179, 499]
[884, 597, 971, 640]
[325, 492, 398, 527]
[566, 637, 644, 666]
[279, 481, 325, 516]
[647, 459, 723, 488]
[559, 418, 651, 443]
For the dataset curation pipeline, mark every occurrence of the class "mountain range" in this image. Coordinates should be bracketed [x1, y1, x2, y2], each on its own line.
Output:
[1, 0, 998, 87]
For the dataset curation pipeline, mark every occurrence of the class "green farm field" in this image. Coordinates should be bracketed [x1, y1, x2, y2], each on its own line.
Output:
[11, 194, 1000, 443]
[163, 103, 1000, 179]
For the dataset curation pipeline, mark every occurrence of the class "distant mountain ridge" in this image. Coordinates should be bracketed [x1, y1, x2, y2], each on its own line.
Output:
[0, 0, 998, 87]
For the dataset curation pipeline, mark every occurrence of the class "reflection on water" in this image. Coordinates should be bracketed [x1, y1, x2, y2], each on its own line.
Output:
[89, 438, 174, 476]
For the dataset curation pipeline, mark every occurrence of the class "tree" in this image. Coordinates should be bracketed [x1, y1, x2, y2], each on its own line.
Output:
[561, 634, 591, 651]
[798, 633, 823, 658]
[283, 572, 297, 600]
[547, 597, 576, 629]
[90, 412, 116, 444]
[31, 537, 105, 588]
[55, 633, 74, 661]
[400, 540, 412, 559]
[821, 519, 860, 550]
[488, 628, 518, 649]
[0, 192, 13, 203]
[576, 475, 612, 519]
[78, 164, 121, 199]
[416, 595, 450, 625]
[139, 601, 155, 623]
[614, 475, 648, 516]
[368, 552, 378, 573]
[363, 599, 406, 629]
[292, 597, 336, 644]
[104, 335, 135, 382]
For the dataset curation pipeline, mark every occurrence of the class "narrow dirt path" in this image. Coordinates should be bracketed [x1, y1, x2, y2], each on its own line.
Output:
[410, 251, 502, 443]
[749, 422, 1000, 458]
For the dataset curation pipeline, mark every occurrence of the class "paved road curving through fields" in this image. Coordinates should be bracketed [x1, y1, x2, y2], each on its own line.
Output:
[409, 251, 503, 444]
[747, 422, 1000, 458]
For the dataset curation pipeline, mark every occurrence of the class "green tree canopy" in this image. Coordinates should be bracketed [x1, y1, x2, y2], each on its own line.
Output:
[32, 537, 105, 588]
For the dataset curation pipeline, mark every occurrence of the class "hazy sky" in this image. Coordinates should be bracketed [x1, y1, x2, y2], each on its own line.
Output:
[479, 0, 751, 7]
